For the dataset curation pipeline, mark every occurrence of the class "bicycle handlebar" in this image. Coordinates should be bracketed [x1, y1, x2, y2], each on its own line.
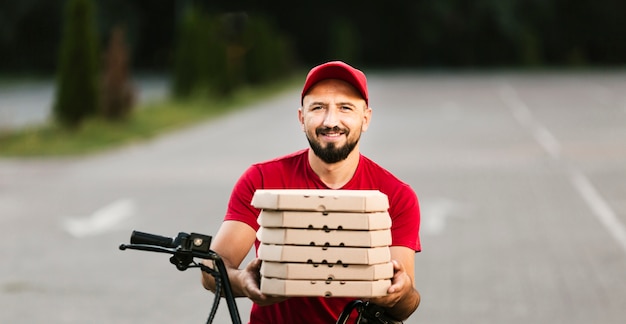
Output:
[119, 230, 241, 324]
[130, 230, 178, 247]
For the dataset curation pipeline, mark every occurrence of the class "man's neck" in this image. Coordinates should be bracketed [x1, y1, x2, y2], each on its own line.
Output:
[308, 149, 360, 189]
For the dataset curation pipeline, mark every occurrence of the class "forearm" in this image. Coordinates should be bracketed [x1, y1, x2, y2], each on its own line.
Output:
[201, 261, 247, 298]
[385, 288, 421, 321]
[200, 220, 258, 298]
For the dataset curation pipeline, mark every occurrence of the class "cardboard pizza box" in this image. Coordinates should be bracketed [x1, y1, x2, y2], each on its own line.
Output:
[251, 189, 389, 212]
[260, 261, 394, 281]
[258, 244, 390, 265]
[260, 277, 391, 297]
[257, 227, 392, 247]
[257, 210, 391, 230]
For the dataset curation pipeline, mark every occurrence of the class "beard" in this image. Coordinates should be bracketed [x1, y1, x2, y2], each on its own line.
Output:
[306, 126, 360, 164]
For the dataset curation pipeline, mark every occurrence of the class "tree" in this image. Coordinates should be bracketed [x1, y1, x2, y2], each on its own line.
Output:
[52, 0, 100, 128]
[242, 15, 294, 85]
[171, 5, 228, 98]
[101, 24, 136, 120]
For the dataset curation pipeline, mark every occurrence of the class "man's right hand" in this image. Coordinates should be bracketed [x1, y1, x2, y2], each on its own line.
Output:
[239, 258, 288, 306]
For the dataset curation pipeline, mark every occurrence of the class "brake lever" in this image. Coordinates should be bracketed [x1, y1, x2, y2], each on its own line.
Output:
[119, 243, 176, 254]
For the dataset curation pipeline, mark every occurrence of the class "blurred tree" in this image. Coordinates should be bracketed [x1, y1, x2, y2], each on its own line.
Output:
[101, 24, 136, 120]
[242, 14, 294, 85]
[0, 1, 63, 73]
[220, 12, 248, 91]
[171, 5, 229, 98]
[2, 0, 626, 75]
[52, 0, 100, 128]
[205, 13, 234, 96]
[171, 5, 199, 98]
[327, 18, 361, 65]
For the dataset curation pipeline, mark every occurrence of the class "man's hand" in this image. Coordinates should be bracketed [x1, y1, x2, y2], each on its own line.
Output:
[368, 260, 411, 308]
[239, 258, 288, 306]
[367, 258, 420, 321]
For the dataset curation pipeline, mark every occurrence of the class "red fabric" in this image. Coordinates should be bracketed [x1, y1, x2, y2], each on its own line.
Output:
[224, 149, 421, 324]
[301, 61, 369, 105]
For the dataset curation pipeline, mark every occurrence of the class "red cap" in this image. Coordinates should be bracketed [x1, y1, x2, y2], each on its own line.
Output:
[301, 61, 368, 105]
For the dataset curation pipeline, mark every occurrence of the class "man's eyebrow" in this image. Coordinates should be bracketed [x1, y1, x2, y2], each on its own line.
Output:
[305, 101, 358, 108]
[336, 101, 357, 107]
[306, 101, 327, 107]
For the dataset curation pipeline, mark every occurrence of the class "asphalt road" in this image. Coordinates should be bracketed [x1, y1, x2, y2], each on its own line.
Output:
[1, 70, 625, 323]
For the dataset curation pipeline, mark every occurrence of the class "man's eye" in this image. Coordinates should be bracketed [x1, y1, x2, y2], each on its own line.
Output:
[341, 105, 353, 111]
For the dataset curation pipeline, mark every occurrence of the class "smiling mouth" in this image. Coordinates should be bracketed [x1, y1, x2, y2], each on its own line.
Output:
[317, 127, 346, 138]
[321, 131, 343, 138]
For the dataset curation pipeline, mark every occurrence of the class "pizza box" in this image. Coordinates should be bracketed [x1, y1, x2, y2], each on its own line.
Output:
[258, 244, 390, 265]
[257, 210, 391, 230]
[257, 227, 392, 247]
[260, 261, 394, 281]
[251, 189, 389, 212]
[260, 277, 391, 297]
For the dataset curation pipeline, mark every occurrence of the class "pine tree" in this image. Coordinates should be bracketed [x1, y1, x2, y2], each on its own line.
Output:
[53, 0, 100, 128]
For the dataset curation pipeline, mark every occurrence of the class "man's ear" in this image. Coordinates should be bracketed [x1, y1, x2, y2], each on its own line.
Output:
[298, 107, 305, 131]
[361, 106, 372, 132]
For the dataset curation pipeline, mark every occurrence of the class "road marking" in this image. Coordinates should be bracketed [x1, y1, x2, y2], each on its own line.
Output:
[62, 198, 135, 238]
[532, 125, 561, 159]
[499, 85, 533, 126]
[500, 83, 626, 255]
[499, 85, 560, 159]
[570, 170, 626, 253]
[421, 198, 460, 235]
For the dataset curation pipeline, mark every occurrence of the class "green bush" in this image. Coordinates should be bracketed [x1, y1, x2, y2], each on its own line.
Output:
[52, 0, 100, 128]
[172, 9, 295, 100]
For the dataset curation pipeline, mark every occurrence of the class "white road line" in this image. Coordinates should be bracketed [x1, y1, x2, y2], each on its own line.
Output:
[499, 84, 533, 126]
[532, 125, 561, 159]
[499, 85, 560, 159]
[500, 82, 626, 255]
[62, 198, 135, 238]
[570, 170, 626, 251]
[570, 170, 626, 252]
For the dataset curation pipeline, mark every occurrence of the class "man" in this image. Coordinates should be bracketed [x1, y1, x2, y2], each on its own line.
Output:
[202, 61, 421, 323]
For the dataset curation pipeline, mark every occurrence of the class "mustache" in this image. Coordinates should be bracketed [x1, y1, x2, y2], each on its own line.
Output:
[315, 126, 348, 135]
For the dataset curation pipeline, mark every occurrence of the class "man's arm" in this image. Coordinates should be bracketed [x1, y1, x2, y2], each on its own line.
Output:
[200, 220, 287, 306]
[369, 246, 421, 321]
[201, 220, 255, 296]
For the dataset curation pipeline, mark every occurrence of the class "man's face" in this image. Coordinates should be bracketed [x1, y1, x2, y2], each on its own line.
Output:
[299, 79, 371, 164]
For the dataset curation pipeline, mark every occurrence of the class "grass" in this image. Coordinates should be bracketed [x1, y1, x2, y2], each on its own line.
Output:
[0, 75, 302, 158]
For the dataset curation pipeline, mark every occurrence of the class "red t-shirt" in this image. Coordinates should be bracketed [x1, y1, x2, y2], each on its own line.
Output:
[224, 149, 421, 324]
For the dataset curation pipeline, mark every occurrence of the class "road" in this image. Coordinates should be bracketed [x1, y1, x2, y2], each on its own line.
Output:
[1, 70, 626, 323]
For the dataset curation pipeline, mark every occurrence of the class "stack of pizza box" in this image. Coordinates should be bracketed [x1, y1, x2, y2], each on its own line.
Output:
[252, 189, 393, 298]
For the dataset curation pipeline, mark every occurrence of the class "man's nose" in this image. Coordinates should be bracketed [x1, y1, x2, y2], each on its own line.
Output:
[323, 108, 339, 127]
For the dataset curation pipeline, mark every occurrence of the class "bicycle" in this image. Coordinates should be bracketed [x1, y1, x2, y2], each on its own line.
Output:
[119, 230, 402, 324]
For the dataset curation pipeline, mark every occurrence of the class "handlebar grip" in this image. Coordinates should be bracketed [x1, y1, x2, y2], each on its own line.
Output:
[130, 230, 175, 248]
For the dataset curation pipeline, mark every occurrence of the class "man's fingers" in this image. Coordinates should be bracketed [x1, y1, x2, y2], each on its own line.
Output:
[392, 259, 404, 272]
